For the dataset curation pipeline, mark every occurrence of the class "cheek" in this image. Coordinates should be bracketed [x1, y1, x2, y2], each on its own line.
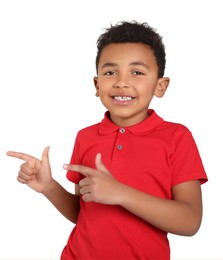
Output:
[97, 88, 110, 103]
[139, 89, 156, 105]
[138, 86, 155, 97]
[97, 81, 112, 95]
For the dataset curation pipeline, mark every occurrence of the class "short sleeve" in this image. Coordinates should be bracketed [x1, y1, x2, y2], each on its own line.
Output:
[171, 130, 208, 187]
[66, 133, 83, 184]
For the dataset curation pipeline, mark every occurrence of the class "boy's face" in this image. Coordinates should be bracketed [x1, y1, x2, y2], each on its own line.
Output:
[94, 43, 169, 126]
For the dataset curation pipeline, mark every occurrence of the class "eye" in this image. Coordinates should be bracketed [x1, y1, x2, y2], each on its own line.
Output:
[132, 71, 145, 76]
[103, 71, 116, 76]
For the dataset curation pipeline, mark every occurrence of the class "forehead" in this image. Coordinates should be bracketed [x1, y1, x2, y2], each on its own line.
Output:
[98, 43, 157, 69]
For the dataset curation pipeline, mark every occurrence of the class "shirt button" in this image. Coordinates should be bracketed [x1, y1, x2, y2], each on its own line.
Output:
[120, 128, 125, 133]
[117, 144, 123, 150]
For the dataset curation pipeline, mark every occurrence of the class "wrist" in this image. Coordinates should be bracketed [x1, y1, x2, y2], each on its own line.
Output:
[41, 178, 57, 197]
[115, 182, 133, 206]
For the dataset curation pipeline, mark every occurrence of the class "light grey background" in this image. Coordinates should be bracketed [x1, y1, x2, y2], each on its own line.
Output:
[0, 0, 222, 259]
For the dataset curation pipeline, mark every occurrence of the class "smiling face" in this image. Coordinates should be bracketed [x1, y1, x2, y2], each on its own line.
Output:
[94, 43, 169, 127]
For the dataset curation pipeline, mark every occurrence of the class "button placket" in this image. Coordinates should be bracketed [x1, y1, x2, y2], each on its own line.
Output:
[117, 128, 125, 150]
[112, 128, 127, 162]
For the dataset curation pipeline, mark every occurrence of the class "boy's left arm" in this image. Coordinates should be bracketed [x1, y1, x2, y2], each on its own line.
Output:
[64, 153, 203, 236]
[115, 179, 202, 236]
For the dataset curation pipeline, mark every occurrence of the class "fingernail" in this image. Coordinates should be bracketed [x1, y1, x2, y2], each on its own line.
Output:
[63, 164, 68, 169]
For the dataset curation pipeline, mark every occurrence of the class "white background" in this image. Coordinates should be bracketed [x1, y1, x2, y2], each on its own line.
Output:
[0, 0, 222, 259]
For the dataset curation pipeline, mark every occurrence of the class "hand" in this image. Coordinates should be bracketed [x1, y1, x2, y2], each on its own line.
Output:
[64, 153, 123, 205]
[7, 147, 53, 193]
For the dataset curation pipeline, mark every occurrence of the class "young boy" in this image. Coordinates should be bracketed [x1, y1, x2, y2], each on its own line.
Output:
[7, 21, 208, 259]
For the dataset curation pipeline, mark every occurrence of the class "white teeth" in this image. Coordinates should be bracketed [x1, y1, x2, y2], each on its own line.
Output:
[114, 96, 132, 101]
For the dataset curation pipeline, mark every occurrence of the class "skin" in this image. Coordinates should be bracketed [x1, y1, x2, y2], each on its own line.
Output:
[7, 43, 203, 236]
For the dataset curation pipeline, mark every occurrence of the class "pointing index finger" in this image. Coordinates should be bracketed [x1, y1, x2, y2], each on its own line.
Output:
[63, 164, 95, 177]
[6, 151, 36, 162]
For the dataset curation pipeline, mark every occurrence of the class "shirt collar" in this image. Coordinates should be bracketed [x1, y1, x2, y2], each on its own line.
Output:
[99, 109, 164, 136]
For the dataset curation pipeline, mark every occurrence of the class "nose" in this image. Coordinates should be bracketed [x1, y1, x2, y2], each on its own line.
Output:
[113, 74, 130, 88]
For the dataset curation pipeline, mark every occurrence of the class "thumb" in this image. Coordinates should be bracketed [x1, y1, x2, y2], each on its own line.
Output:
[95, 153, 110, 174]
[41, 146, 50, 167]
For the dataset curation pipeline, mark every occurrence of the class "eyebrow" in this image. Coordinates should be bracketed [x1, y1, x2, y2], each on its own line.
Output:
[129, 61, 150, 70]
[101, 62, 117, 69]
[100, 61, 150, 70]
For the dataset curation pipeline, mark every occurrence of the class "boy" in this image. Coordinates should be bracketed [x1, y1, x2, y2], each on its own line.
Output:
[7, 21, 208, 259]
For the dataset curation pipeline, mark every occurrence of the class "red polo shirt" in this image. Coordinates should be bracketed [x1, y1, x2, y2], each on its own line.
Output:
[62, 109, 207, 259]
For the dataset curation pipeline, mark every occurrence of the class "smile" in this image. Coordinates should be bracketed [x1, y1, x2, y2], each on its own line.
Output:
[112, 96, 135, 101]
[111, 95, 135, 106]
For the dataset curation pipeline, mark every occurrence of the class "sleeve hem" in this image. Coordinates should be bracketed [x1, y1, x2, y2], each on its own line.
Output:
[172, 171, 208, 187]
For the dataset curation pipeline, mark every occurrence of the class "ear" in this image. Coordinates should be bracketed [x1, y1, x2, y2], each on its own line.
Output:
[93, 76, 99, 97]
[154, 77, 170, 98]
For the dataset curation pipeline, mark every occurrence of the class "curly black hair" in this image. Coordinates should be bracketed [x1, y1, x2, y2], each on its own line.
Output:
[95, 21, 166, 78]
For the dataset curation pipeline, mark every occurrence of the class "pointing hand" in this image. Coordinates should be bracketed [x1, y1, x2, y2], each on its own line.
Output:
[7, 147, 53, 193]
[64, 153, 123, 205]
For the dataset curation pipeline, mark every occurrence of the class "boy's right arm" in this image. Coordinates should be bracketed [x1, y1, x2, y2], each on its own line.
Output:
[7, 146, 80, 224]
[41, 179, 80, 224]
